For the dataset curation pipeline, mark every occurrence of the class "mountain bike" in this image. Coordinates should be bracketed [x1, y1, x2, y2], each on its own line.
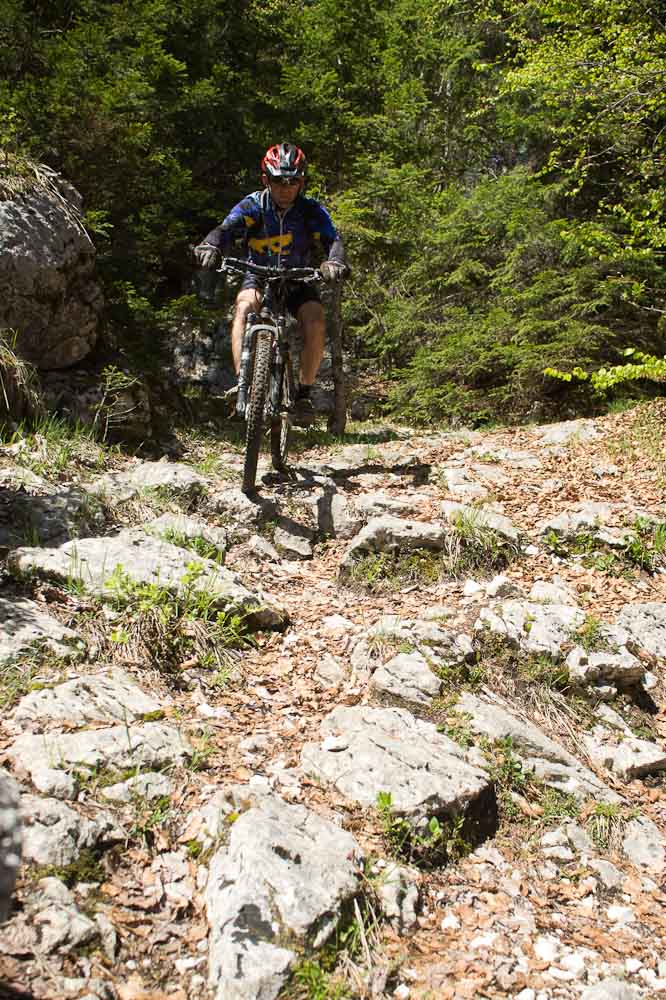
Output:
[219, 257, 322, 494]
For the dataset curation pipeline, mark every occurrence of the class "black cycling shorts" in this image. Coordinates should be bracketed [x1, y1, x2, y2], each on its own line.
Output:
[240, 274, 321, 317]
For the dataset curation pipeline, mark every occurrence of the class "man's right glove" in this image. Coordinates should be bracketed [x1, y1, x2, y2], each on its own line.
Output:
[319, 261, 346, 283]
[194, 243, 221, 270]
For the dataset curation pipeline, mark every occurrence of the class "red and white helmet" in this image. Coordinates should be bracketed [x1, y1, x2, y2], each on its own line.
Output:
[261, 142, 306, 180]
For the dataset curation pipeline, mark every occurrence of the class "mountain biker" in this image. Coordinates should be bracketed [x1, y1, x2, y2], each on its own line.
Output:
[194, 142, 347, 426]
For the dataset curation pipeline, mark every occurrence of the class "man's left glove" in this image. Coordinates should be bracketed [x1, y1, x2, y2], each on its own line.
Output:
[320, 261, 346, 283]
[194, 243, 221, 269]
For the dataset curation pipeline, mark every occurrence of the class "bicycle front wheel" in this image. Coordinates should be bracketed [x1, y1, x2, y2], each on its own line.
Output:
[270, 355, 295, 472]
[243, 328, 272, 494]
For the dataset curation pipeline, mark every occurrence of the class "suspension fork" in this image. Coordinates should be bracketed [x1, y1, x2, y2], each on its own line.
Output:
[237, 314, 277, 416]
[269, 314, 289, 414]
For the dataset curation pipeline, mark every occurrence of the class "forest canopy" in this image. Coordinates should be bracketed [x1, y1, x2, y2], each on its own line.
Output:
[1, 0, 664, 424]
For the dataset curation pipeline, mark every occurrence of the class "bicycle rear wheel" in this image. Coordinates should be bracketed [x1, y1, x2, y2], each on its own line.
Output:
[242, 328, 272, 494]
[270, 355, 295, 472]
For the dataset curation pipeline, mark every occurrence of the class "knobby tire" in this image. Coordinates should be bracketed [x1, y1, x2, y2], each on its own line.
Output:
[242, 329, 272, 494]
[270, 355, 294, 472]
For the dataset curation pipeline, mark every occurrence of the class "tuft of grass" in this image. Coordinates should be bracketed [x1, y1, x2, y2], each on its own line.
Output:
[347, 549, 441, 592]
[545, 517, 666, 577]
[441, 510, 519, 579]
[0, 330, 44, 434]
[160, 528, 224, 562]
[90, 562, 254, 676]
[347, 518, 517, 592]
[130, 793, 172, 847]
[585, 801, 638, 852]
[570, 615, 612, 653]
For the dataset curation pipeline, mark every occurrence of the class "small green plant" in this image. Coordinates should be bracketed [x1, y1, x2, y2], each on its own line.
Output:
[289, 959, 349, 1000]
[518, 652, 569, 689]
[160, 528, 223, 563]
[130, 793, 172, 847]
[97, 563, 253, 674]
[91, 364, 142, 440]
[623, 517, 666, 572]
[571, 615, 611, 653]
[539, 788, 581, 824]
[187, 727, 216, 772]
[437, 709, 475, 748]
[376, 791, 469, 867]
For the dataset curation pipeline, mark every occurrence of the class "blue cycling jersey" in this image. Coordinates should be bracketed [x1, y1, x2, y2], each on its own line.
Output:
[203, 189, 344, 268]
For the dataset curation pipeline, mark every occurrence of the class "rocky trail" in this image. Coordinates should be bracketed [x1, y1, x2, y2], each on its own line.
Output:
[0, 401, 665, 1000]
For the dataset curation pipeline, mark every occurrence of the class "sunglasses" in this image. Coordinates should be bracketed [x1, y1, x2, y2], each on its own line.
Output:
[270, 176, 301, 187]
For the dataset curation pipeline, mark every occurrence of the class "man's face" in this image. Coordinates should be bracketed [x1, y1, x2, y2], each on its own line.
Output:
[263, 173, 303, 210]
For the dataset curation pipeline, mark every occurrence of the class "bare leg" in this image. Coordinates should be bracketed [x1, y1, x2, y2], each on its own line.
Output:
[297, 300, 326, 385]
[231, 288, 262, 375]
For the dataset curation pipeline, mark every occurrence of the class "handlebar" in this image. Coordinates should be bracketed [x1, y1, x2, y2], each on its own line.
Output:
[218, 256, 321, 282]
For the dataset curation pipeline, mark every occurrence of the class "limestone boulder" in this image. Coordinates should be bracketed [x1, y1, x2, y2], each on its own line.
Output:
[0, 165, 102, 369]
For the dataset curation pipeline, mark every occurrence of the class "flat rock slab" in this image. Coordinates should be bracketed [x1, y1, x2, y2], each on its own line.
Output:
[350, 615, 473, 685]
[20, 795, 123, 866]
[537, 419, 602, 446]
[8, 529, 285, 628]
[476, 599, 585, 659]
[1, 877, 98, 957]
[13, 668, 162, 730]
[145, 513, 227, 557]
[440, 467, 488, 500]
[206, 788, 361, 1000]
[455, 692, 619, 801]
[616, 603, 666, 658]
[622, 816, 665, 872]
[565, 644, 644, 689]
[301, 705, 495, 833]
[538, 503, 615, 540]
[354, 493, 419, 519]
[0, 596, 80, 666]
[8, 722, 191, 798]
[0, 487, 104, 549]
[341, 516, 448, 572]
[100, 771, 174, 804]
[210, 488, 277, 525]
[92, 461, 207, 501]
[461, 445, 541, 470]
[273, 521, 314, 560]
[582, 728, 666, 779]
[371, 651, 441, 706]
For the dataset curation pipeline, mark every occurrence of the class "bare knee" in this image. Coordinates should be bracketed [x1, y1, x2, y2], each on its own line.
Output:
[234, 289, 262, 323]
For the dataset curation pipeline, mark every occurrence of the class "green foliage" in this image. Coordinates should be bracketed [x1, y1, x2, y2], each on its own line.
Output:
[546, 348, 666, 395]
[376, 791, 469, 867]
[99, 562, 253, 674]
[545, 518, 666, 576]
[2, 1, 664, 425]
[33, 847, 105, 888]
[586, 801, 638, 852]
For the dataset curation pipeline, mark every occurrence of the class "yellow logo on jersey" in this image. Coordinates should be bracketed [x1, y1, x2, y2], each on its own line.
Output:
[248, 232, 294, 255]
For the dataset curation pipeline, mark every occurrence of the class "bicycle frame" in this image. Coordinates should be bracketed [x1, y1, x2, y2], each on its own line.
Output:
[218, 257, 321, 491]
[219, 257, 320, 420]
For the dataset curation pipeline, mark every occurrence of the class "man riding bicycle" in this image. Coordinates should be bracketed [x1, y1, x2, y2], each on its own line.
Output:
[194, 142, 347, 426]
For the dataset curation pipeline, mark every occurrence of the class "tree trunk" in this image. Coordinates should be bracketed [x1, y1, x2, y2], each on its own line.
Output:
[327, 284, 347, 436]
